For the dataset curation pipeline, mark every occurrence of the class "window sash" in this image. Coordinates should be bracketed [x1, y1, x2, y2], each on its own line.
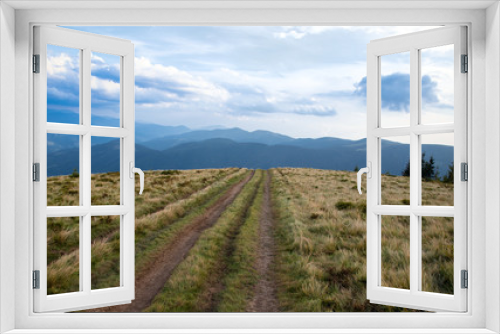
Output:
[33, 25, 136, 313]
[366, 26, 468, 312]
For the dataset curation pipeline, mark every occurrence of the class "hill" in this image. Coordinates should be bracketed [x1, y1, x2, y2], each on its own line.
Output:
[141, 128, 295, 151]
[47, 112, 190, 153]
[47, 137, 453, 178]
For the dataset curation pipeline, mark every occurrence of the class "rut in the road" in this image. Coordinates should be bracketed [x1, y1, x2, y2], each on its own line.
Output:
[247, 170, 279, 312]
[203, 171, 264, 312]
[88, 171, 254, 313]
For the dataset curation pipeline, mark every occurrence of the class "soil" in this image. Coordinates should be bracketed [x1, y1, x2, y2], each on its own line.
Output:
[86, 171, 254, 313]
[247, 170, 279, 312]
[202, 172, 262, 312]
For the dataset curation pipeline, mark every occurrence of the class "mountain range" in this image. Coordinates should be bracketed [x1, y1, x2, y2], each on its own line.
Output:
[46, 119, 454, 178]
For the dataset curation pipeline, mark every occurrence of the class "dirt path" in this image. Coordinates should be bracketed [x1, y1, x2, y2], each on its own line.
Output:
[247, 170, 279, 312]
[88, 171, 254, 313]
[203, 171, 263, 312]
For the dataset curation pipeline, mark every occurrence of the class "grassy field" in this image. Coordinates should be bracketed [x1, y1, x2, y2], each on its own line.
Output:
[146, 170, 265, 312]
[47, 168, 246, 294]
[271, 168, 454, 311]
[47, 167, 454, 312]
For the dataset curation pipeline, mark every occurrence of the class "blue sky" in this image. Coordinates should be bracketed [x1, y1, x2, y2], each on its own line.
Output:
[48, 26, 453, 143]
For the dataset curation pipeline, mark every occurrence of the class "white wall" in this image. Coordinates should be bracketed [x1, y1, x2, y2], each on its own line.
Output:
[486, 2, 500, 333]
[0, 2, 16, 333]
[5, 4, 494, 332]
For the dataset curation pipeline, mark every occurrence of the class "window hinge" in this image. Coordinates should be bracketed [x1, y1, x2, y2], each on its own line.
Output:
[461, 54, 468, 73]
[33, 163, 40, 182]
[461, 270, 468, 289]
[33, 270, 40, 289]
[461, 162, 468, 181]
[33, 54, 40, 73]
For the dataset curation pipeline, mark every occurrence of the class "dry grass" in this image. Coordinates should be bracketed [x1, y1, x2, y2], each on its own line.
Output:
[47, 166, 455, 312]
[47, 168, 245, 294]
[271, 168, 454, 312]
[146, 170, 264, 312]
[215, 172, 265, 312]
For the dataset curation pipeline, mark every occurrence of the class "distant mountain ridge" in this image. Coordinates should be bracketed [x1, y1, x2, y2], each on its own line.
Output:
[142, 128, 295, 151]
[46, 125, 454, 178]
[47, 112, 191, 153]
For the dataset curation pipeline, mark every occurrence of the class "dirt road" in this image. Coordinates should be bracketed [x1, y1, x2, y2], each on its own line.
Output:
[247, 170, 279, 312]
[88, 171, 254, 313]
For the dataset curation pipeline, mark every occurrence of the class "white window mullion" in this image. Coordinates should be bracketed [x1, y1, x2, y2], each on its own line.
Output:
[409, 47, 420, 295]
[82, 47, 92, 295]
[414, 124, 454, 135]
[78, 48, 84, 293]
[122, 47, 135, 295]
[373, 205, 454, 217]
[45, 123, 130, 138]
[119, 56, 125, 289]
[373, 124, 454, 138]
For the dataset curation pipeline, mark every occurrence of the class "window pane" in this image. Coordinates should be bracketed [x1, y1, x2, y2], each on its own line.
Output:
[381, 215, 410, 290]
[91, 137, 121, 206]
[47, 217, 80, 295]
[381, 137, 410, 205]
[420, 45, 454, 125]
[47, 45, 80, 124]
[91, 215, 121, 290]
[47, 133, 80, 206]
[421, 133, 454, 206]
[421, 217, 454, 294]
[91, 52, 121, 127]
[380, 52, 410, 128]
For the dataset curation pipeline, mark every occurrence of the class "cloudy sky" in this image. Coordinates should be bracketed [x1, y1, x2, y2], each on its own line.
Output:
[48, 26, 453, 142]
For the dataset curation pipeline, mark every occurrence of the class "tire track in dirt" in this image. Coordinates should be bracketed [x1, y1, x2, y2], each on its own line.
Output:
[87, 171, 255, 313]
[247, 170, 279, 312]
[203, 171, 264, 312]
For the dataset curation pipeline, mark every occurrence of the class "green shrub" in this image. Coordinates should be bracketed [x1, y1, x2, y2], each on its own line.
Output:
[335, 201, 355, 211]
[161, 170, 180, 176]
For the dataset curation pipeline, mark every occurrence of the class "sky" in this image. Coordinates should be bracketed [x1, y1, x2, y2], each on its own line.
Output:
[47, 26, 454, 144]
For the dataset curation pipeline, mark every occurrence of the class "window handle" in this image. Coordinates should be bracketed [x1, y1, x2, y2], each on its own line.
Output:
[357, 162, 371, 195]
[129, 162, 144, 195]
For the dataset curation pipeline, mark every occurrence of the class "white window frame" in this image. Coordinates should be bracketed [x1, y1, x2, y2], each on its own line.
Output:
[33, 26, 136, 312]
[366, 26, 468, 312]
[1, 1, 499, 333]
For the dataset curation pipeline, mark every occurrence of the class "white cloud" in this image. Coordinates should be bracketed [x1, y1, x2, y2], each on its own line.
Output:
[90, 76, 120, 96]
[47, 53, 78, 77]
[91, 53, 105, 64]
[273, 26, 440, 40]
[135, 57, 230, 102]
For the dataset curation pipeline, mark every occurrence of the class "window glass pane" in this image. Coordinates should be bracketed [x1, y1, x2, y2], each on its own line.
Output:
[91, 215, 121, 290]
[421, 133, 454, 206]
[47, 217, 80, 295]
[47, 45, 80, 124]
[47, 133, 80, 206]
[380, 52, 410, 128]
[420, 45, 454, 125]
[381, 215, 410, 290]
[91, 137, 121, 205]
[381, 136, 410, 205]
[91, 52, 121, 127]
[421, 217, 454, 294]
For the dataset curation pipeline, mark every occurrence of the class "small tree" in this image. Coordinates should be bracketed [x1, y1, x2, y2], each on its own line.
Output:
[402, 160, 410, 177]
[401, 153, 436, 181]
[443, 163, 454, 183]
[422, 153, 436, 181]
[70, 168, 79, 178]
[353, 165, 360, 172]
